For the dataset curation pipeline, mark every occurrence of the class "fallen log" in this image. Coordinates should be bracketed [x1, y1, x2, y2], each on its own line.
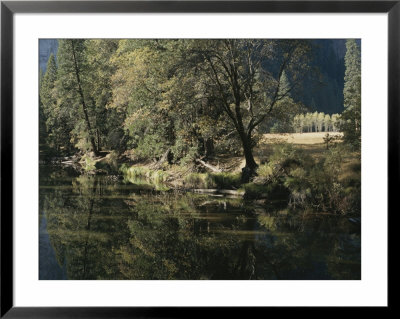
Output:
[60, 160, 76, 166]
[219, 189, 245, 196]
[195, 158, 222, 172]
[192, 188, 244, 197]
[151, 148, 171, 170]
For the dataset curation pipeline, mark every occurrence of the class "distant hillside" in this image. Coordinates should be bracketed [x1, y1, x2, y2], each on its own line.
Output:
[39, 39, 58, 72]
[293, 39, 345, 115]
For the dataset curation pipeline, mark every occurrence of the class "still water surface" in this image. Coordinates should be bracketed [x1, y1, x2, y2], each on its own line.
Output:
[39, 165, 361, 280]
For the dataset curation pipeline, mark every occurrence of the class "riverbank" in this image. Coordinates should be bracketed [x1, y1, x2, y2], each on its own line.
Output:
[44, 133, 360, 215]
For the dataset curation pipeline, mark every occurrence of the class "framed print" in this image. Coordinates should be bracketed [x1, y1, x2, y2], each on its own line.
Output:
[1, 0, 395, 317]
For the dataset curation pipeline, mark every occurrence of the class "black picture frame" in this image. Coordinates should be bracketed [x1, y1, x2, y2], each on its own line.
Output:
[1, 0, 395, 317]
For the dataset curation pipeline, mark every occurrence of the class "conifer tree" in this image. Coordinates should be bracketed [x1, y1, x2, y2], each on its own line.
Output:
[57, 39, 99, 154]
[40, 53, 57, 112]
[39, 68, 47, 150]
[39, 53, 72, 152]
[332, 113, 340, 132]
[341, 39, 361, 148]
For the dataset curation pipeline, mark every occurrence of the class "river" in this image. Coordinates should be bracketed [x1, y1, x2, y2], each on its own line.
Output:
[39, 164, 361, 280]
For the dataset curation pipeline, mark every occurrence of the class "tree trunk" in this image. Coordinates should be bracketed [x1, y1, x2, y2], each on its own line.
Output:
[239, 133, 258, 183]
[204, 138, 214, 158]
[151, 148, 171, 169]
[96, 129, 100, 151]
[242, 140, 257, 170]
[70, 40, 99, 156]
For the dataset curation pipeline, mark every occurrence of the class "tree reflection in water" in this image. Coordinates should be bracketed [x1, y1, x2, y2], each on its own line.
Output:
[39, 166, 361, 280]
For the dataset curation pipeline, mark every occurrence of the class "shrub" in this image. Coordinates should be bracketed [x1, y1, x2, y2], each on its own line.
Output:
[253, 143, 360, 214]
[134, 135, 165, 161]
[209, 172, 241, 189]
[183, 172, 241, 189]
[120, 165, 170, 186]
[178, 147, 198, 167]
[241, 182, 286, 200]
[258, 214, 277, 231]
[80, 154, 96, 172]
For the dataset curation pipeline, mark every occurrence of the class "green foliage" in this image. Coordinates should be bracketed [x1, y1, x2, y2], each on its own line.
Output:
[172, 143, 198, 166]
[258, 214, 277, 231]
[134, 134, 166, 161]
[213, 130, 242, 156]
[256, 164, 274, 180]
[110, 40, 206, 163]
[80, 154, 96, 172]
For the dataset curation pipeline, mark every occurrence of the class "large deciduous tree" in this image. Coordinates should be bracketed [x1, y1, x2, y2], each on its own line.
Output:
[109, 39, 311, 179]
[193, 39, 311, 180]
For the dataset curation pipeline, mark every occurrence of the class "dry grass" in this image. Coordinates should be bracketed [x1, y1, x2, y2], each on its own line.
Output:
[216, 132, 347, 172]
[261, 132, 343, 145]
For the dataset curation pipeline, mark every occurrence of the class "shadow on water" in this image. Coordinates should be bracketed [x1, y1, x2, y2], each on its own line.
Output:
[39, 165, 361, 280]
